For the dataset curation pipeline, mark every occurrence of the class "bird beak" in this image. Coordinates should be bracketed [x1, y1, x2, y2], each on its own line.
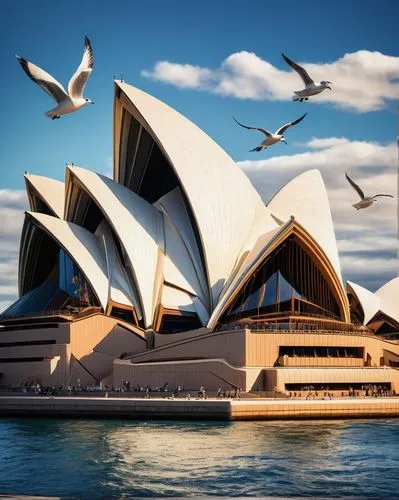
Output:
[283, 140, 288, 145]
[327, 86, 332, 90]
[91, 101, 95, 104]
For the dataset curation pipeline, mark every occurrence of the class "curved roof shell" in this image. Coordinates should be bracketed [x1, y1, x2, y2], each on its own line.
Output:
[154, 187, 209, 307]
[24, 174, 64, 219]
[376, 277, 399, 322]
[65, 166, 164, 327]
[95, 220, 140, 315]
[114, 81, 277, 308]
[208, 219, 350, 329]
[163, 214, 209, 312]
[65, 166, 208, 327]
[20, 212, 109, 310]
[267, 169, 342, 283]
[346, 281, 380, 325]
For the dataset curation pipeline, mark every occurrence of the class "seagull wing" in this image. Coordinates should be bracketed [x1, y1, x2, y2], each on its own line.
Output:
[233, 117, 272, 137]
[345, 172, 365, 200]
[282, 53, 314, 87]
[276, 113, 307, 135]
[372, 194, 394, 199]
[68, 36, 94, 99]
[16, 56, 69, 104]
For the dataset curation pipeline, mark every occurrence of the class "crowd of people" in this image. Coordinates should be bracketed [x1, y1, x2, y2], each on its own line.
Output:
[6, 380, 397, 401]
[287, 384, 396, 400]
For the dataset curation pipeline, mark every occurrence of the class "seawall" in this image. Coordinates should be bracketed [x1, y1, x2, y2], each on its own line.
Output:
[1, 396, 399, 421]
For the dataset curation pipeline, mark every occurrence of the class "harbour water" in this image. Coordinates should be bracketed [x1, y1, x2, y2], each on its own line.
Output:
[0, 418, 398, 498]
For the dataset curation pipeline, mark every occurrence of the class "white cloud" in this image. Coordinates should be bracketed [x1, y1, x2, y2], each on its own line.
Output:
[240, 137, 398, 291]
[100, 156, 113, 179]
[142, 50, 399, 112]
[240, 137, 396, 201]
[0, 300, 12, 314]
[337, 235, 398, 253]
[0, 190, 27, 313]
[142, 62, 214, 90]
[242, 142, 396, 179]
[339, 255, 398, 291]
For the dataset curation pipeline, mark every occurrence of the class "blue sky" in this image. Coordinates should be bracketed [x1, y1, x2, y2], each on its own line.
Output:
[0, 0, 398, 309]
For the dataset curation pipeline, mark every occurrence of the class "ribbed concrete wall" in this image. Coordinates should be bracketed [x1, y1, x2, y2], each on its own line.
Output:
[1, 396, 399, 421]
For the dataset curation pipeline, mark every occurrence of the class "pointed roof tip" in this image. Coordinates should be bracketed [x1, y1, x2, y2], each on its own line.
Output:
[267, 169, 323, 206]
[376, 276, 399, 295]
[267, 167, 342, 283]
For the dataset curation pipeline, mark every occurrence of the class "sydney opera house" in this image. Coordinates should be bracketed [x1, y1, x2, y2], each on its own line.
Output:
[1, 80, 399, 394]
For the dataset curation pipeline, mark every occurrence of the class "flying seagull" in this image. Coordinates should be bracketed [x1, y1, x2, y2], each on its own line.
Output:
[346, 172, 393, 210]
[16, 36, 94, 120]
[233, 113, 307, 152]
[282, 53, 332, 102]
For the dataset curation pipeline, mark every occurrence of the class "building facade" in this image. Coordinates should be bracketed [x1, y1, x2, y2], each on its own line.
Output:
[1, 80, 398, 393]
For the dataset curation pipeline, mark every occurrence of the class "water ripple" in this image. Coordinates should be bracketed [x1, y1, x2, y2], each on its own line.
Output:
[1, 418, 399, 497]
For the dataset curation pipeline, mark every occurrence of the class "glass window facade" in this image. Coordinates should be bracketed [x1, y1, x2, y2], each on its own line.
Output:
[222, 236, 341, 323]
[4, 225, 100, 320]
[58, 249, 97, 307]
[279, 346, 363, 358]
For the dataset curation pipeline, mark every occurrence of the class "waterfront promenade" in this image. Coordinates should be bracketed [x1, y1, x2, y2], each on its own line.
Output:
[1, 395, 399, 420]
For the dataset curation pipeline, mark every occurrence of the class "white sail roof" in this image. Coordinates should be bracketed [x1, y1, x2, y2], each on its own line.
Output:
[154, 187, 209, 307]
[25, 212, 109, 310]
[115, 81, 277, 308]
[163, 213, 208, 310]
[95, 220, 141, 317]
[346, 281, 381, 325]
[25, 174, 64, 219]
[376, 277, 399, 322]
[267, 169, 342, 283]
[66, 166, 164, 327]
[160, 285, 209, 326]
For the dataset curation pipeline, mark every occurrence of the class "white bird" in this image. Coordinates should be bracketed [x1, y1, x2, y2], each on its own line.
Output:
[282, 53, 332, 102]
[16, 36, 94, 120]
[233, 113, 307, 152]
[346, 172, 393, 210]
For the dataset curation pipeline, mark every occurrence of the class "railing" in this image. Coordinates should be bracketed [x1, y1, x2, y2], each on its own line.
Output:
[0, 306, 102, 323]
[215, 322, 373, 336]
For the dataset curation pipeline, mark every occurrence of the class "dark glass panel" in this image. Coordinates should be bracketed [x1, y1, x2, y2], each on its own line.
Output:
[71, 191, 104, 234]
[34, 197, 53, 216]
[138, 143, 180, 203]
[124, 117, 141, 187]
[81, 198, 104, 234]
[129, 126, 153, 190]
[261, 272, 278, 307]
[0, 281, 66, 320]
[279, 272, 293, 302]
[375, 322, 398, 335]
[159, 314, 201, 334]
[110, 307, 135, 325]
[245, 287, 261, 312]
[279, 346, 363, 358]
[22, 225, 59, 295]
